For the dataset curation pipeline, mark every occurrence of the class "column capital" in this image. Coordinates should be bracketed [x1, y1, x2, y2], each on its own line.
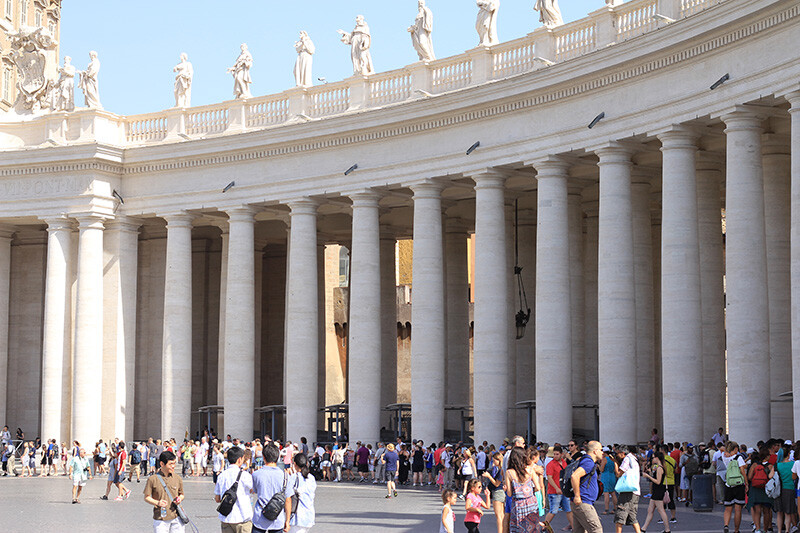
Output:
[595, 142, 635, 164]
[721, 106, 767, 132]
[347, 189, 382, 208]
[40, 216, 73, 233]
[409, 180, 445, 198]
[528, 155, 571, 177]
[160, 212, 195, 228]
[286, 197, 319, 215]
[469, 169, 508, 190]
[225, 205, 258, 223]
[657, 125, 700, 149]
[72, 213, 108, 230]
[104, 215, 143, 234]
[785, 90, 800, 110]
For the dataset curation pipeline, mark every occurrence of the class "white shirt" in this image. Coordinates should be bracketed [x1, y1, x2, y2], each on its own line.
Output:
[791, 460, 800, 490]
[441, 450, 451, 469]
[722, 455, 746, 487]
[214, 465, 254, 524]
[713, 450, 726, 477]
[712, 432, 725, 446]
[620, 453, 641, 495]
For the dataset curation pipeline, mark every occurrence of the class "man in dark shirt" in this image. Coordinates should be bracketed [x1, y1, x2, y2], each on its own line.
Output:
[356, 443, 370, 482]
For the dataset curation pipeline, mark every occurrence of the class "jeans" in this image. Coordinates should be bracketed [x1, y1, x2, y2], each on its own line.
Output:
[548, 494, 571, 513]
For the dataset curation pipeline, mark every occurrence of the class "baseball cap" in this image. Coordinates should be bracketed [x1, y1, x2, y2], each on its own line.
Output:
[785, 440, 793, 445]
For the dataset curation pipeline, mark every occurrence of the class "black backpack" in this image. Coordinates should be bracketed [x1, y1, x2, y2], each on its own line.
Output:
[560, 456, 597, 499]
[130, 449, 141, 464]
[684, 455, 699, 479]
[216, 469, 243, 517]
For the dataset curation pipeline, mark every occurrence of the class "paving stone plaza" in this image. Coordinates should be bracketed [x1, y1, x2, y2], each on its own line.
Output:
[0, 475, 725, 532]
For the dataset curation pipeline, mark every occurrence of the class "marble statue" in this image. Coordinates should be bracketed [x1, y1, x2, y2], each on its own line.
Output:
[53, 56, 75, 112]
[337, 15, 375, 76]
[227, 43, 253, 99]
[476, 0, 500, 46]
[408, 0, 435, 61]
[173, 53, 193, 107]
[293, 31, 315, 88]
[3, 25, 59, 114]
[534, 0, 563, 28]
[78, 51, 102, 109]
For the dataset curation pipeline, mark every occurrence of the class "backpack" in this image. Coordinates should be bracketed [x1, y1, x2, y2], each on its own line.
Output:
[765, 473, 781, 499]
[750, 463, 769, 488]
[560, 456, 596, 499]
[725, 455, 745, 486]
[130, 449, 141, 465]
[684, 455, 699, 479]
[216, 469, 243, 517]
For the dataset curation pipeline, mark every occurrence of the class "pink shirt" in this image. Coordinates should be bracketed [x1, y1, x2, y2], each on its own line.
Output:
[465, 493, 483, 523]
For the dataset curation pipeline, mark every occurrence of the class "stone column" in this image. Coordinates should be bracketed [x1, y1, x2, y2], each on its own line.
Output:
[71, 214, 106, 446]
[631, 173, 655, 442]
[347, 192, 382, 445]
[472, 171, 509, 445]
[582, 195, 599, 411]
[410, 182, 446, 445]
[658, 127, 703, 442]
[103, 217, 140, 441]
[696, 155, 725, 436]
[787, 92, 800, 438]
[160, 213, 194, 441]
[380, 233, 398, 426]
[515, 207, 536, 430]
[763, 134, 792, 437]
[445, 219, 470, 429]
[39, 218, 71, 443]
[0, 227, 9, 428]
[596, 144, 637, 444]
[568, 188, 585, 430]
[723, 109, 769, 444]
[285, 199, 319, 443]
[216, 225, 228, 410]
[223, 207, 257, 439]
[533, 159, 572, 443]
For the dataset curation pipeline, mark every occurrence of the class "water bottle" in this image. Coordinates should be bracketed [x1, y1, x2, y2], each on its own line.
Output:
[160, 506, 167, 519]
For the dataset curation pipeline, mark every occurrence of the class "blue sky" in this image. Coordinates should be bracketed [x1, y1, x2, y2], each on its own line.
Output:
[60, 1, 600, 116]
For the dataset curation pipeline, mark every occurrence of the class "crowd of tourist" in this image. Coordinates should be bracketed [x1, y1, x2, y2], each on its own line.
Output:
[3, 423, 800, 533]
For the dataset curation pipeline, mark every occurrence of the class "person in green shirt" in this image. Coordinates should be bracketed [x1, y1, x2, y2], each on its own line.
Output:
[774, 444, 796, 533]
[68, 447, 92, 503]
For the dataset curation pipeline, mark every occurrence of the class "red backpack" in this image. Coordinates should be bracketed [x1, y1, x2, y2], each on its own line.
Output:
[751, 463, 769, 488]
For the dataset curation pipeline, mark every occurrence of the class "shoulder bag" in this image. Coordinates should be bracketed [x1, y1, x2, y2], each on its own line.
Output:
[262, 471, 288, 521]
[216, 468, 243, 516]
[157, 473, 191, 525]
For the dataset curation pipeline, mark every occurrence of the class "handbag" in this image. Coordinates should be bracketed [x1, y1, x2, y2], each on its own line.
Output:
[156, 473, 190, 525]
[216, 468, 243, 517]
[663, 488, 671, 505]
[262, 471, 288, 521]
[614, 469, 639, 493]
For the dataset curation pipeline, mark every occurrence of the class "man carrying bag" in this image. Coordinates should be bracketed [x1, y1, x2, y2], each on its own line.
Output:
[144, 450, 187, 533]
[215, 446, 254, 532]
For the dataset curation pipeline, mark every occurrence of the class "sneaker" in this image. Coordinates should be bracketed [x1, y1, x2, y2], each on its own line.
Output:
[114, 496, 123, 501]
[724, 526, 729, 533]
[100, 495, 108, 500]
[670, 518, 677, 523]
[71, 500, 77, 504]
[124, 489, 132, 500]
[385, 495, 392, 499]
[393, 490, 398, 497]
[658, 520, 664, 524]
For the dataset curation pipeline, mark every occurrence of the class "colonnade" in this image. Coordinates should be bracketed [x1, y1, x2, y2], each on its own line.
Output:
[1, 97, 800, 449]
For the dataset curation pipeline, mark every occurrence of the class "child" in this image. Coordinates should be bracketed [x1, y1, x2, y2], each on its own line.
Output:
[464, 478, 490, 532]
[441, 489, 457, 533]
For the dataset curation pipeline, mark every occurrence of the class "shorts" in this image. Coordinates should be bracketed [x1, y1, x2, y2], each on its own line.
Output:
[724, 484, 746, 506]
[548, 494, 572, 514]
[97, 456, 106, 465]
[776, 488, 798, 514]
[614, 492, 639, 525]
[358, 463, 368, 473]
[320, 461, 331, 468]
[384, 470, 397, 482]
[73, 479, 87, 487]
[149, 457, 156, 468]
[490, 488, 505, 503]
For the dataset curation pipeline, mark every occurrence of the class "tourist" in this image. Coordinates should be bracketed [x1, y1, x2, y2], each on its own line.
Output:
[288, 453, 316, 533]
[112, 441, 132, 500]
[464, 478, 490, 532]
[411, 441, 425, 486]
[193, 438, 205, 477]
[320, 445, 331, 481]
[144, 450, 186, 533]
[712, 428, 727, 447]
[212, 443, 224, 484]
[722, 441, 747, 533]
[253, 438, 264, 471]
[97, 439, 108, 475]
[612, 445, 641, 533]
[129, 441, 143, 483]
[599, 446, 617, 514]
[382, 442, 399, 499]
[442, 444, 454, 490]
[398, 444, 411, 485]
[0, 425, 9, 447]
[373, 442, 385, 484]
[774, 443, 795, 533]
[252, 444, 293, 533]
[747, 448, 775, 533]
[440, 488, 457, 533]
[475, 445, 487, 477]
[425, 445, 435, 485]
[460, 449, 477, 499]
[1, 439, 13, 476]
[214, 445, 253, 532]
[26, 441, 36, 476]
[37, 441, 47, 476]
[68, 447, 91, 504]
[504, 447, 540, 532]
[650, 429, 661, 446]
[356, 441, 370, 483]
[569, 440, 604, 533]
[658, 444, 677, 523]
[482, 452, 505, 533]
[713, 441, 727, 504]
[640, 452, 671, 533]
[332, 443, 345, 482]
[544, 445, 573, 532]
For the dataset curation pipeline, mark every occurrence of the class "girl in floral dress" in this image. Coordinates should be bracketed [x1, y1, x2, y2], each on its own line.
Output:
[504, 447, 543, 533]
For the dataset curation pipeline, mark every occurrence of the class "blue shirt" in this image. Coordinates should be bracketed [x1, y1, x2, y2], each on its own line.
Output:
[384, 450, 399, 472]
[252, 466, 295, 531]
[576, 455, 599, 504]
